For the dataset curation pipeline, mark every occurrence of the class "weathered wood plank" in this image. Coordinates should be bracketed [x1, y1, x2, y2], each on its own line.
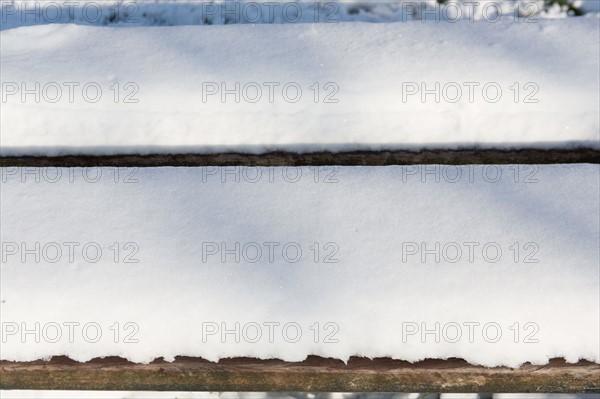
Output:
[1, 357, 598, 392]
[1, 148, 598, 167]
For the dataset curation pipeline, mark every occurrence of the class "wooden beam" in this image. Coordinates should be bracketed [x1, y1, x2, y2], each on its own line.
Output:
[1, 357, 598, 392]
[1, 148, 598, 167]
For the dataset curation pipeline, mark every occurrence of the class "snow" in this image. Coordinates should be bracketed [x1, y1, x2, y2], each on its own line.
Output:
[1, 165, 598, 367]
[1, 0, 598, 372]
[1, 16, 599, 155]
[580, 0, 600, 13]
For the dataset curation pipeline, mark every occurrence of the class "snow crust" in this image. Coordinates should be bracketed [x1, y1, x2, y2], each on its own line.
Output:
[1, 165, 598, 367]
[1, 17, 599, 155]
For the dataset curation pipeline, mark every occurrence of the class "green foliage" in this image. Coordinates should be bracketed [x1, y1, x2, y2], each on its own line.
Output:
[434, 0, 584, 16]
[545, 0, 584, 15]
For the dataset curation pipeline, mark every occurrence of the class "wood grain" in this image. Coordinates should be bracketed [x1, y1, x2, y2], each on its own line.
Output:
[1, 357, 598, 392]
[1, 148, 598, 167]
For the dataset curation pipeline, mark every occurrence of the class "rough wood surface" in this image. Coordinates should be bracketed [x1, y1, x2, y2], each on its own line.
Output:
[1, 148, 599, 167]
[1, 357, 598, 392]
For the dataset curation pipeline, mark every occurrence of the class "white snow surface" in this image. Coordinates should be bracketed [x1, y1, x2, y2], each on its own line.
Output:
[1, 17, 599, 155]
[0, 165, 598, 367]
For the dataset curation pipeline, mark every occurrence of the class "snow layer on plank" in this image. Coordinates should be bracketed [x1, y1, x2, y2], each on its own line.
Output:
[0, 165, 598, 366]
[1, 18, 599, 155]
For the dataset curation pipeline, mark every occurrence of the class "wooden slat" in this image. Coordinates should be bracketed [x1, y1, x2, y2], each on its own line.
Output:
[2, 149, 598, 393]
[1, 357, 598, 392]
[1, 148, 599, 167]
